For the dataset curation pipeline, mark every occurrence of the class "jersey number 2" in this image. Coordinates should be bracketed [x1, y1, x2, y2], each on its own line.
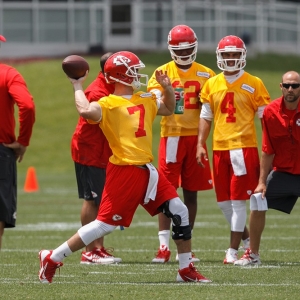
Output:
[127, 105, 146, 137]
[221, 92, 236, 122]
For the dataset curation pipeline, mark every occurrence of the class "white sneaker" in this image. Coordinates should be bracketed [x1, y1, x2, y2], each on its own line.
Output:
[223, 248, 238, 264]
[175, 252, 200, 263]
[234, 249, 261, 266]
[239, 238, 250, 251]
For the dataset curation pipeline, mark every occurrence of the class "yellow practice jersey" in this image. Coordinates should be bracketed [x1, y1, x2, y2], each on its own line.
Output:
[147, 61, 215, 137]
[201, 72, 271, 150]
[97, 92, 158, 165]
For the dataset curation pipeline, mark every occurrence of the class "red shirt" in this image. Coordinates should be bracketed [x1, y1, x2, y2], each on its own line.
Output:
[71, 72, 114, 168]
[0, 63, 35, 146]
[262, 96, 300, 174]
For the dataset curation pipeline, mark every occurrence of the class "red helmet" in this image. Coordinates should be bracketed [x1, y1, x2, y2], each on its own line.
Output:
[104, 51, 148, 90]
[216, 35, 247, 72]
[167, 25, 198, 65]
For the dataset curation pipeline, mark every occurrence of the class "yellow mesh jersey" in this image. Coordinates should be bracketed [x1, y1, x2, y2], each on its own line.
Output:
[201, 72, 270, 150]
[97, 92, 158, 165]
[147, 61, 215, 137]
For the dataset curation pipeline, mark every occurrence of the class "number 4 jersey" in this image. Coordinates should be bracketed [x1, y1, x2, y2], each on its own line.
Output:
[200, 71, 270, 150]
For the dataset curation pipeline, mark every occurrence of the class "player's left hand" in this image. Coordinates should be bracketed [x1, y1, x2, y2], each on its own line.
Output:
[155, 70, 172, 89]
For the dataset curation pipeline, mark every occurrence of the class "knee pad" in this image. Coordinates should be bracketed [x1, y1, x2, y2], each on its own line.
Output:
[231, 200, 247, 232]
[166, 197, 191, 241]
[158, 201, 181, 225]
[158, 197, 189, 227]
[217, 200, 232, 224]
[78, 220, 116, 246]
[172, 224, 192, 241]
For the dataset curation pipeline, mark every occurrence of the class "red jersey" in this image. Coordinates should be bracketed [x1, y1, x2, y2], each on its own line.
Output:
[262, 96, 300, 174]
[71, 72, 114, 168]
[0, 63, 35, 146]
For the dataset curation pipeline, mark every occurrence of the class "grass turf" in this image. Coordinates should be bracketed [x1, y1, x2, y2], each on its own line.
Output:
[1, 52, 300, 299]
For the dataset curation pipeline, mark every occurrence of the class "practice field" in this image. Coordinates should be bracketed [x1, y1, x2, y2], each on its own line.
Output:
[1, 52, 300, 299]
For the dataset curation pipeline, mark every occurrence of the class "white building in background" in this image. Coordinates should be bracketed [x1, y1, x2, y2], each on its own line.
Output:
[0, 0, 300, 58]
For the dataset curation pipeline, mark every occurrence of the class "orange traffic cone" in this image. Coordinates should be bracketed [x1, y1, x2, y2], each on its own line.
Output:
[24, 166, 39, 192]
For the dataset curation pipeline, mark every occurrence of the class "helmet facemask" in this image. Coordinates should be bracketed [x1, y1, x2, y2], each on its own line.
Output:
[216, 48, 246, 72]
[168, 43, 198, 66]
[124, 62, 148, 90]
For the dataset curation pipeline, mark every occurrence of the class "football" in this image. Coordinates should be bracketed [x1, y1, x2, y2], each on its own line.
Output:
[62, 55, 89, 79]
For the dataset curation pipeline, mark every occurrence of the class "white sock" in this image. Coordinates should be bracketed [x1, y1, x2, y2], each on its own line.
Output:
[178, 252, 192, 269]
[243, 237, 250, 248]
[158, 230, 170, 249]
[50, 242, 72, 262]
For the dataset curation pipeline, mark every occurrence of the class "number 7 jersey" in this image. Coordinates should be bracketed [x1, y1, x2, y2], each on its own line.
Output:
[97, 92, 158, 165]
[200, 72, 270, 150]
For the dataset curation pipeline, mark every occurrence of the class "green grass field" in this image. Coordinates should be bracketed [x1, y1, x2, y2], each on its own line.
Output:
[1, 52, 300, 299]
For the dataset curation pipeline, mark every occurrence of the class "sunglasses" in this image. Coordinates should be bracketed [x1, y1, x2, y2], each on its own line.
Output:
[282, 83, 300, 89]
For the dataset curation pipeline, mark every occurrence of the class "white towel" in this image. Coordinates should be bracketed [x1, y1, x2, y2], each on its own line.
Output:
[250, 193, 268, 211]
[229, 148, 247, 176]
[144, 163, 159, 204]
[166, 136, 180, 163]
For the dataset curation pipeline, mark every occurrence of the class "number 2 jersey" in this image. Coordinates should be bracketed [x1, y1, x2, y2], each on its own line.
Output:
[147, 61, 215, 137]
[201, 71, 270, 150]
[96, 92, 158, 165]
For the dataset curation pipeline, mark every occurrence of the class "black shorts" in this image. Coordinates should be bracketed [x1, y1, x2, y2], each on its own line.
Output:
[266, 170, 300, 214]
[74, 162, 106, 206]
[0, 144, 17, 228]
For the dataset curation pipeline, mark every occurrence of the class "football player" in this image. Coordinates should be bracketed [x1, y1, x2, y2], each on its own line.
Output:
[196, 35, 270, 264]
[38, 51, 212, 283]
[148, 25, 215, 263]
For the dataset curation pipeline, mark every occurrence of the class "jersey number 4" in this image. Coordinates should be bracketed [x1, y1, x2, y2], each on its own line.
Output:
[221, 92, 236, 122]
[127, 104, 146, 137]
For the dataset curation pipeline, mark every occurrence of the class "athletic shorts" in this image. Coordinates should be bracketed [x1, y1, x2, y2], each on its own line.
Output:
[74, 162, 106, 206]
[213, 148, 260, 201]
[0, 144, 17, 228]
[158, 136, 213, 191]
[266, 170, 300, 214]
[97, 162, 178, 227]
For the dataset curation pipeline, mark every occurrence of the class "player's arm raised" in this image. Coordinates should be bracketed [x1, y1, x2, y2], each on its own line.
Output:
[155, 70, 175, 116]
[70, 73, 102, 122]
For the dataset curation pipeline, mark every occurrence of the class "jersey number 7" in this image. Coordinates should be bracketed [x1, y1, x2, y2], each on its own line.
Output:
[127, 104, 147, 137]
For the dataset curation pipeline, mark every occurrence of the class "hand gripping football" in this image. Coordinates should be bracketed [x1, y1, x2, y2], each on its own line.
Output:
[62, 55, 89, 79]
